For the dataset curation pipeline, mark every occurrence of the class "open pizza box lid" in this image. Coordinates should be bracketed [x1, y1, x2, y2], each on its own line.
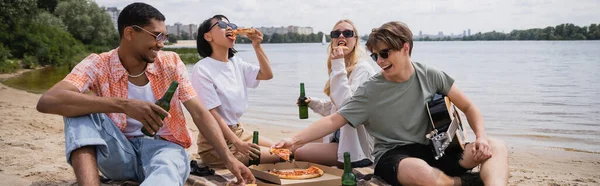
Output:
[250, 161, 344, 186]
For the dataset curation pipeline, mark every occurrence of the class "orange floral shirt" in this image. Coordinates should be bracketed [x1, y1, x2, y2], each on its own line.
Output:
[63, 48, 196, 148]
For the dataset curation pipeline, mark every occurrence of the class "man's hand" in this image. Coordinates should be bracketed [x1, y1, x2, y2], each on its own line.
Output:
[471, 136, 493, 161]
[225, 158, 256, 185]
[123, 99, 169, 135]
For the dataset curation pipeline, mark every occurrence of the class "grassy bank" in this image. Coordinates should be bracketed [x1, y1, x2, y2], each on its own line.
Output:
[162, 48, 202, 64]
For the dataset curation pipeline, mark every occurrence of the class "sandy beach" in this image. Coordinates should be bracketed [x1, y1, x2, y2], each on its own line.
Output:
[1, 71, 599, 185]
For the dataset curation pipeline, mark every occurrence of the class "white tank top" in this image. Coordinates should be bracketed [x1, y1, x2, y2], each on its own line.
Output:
[123, 81, 172, 137]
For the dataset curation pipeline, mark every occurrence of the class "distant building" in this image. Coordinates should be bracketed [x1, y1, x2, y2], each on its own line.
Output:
[165, 23, 197, 39]
[181, 24, 198, 38]
[255, 26, 313, 35]
[257, 26, 287, 35]
[105, 7, 120, 30]
[289, 26, 313, 35]
[167, 25, 177, 35]
[175, 23, 182, 36]
[468, 29, 471, 36]
[419, 30, 423, 37]
[463, 30, 467, 37]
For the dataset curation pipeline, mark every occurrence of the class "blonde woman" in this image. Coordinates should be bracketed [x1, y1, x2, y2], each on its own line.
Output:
[295, 20, 375, 168]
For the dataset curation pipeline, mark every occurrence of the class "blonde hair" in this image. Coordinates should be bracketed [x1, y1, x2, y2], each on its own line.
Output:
[324, 20, 365, 96]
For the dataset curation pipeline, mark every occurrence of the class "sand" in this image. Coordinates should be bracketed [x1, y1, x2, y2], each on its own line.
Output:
[1, 71, 599, 185]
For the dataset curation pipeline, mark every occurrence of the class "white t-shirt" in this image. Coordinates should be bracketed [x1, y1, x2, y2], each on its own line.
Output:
[123, 81, 172, 137]
[191, 56, 260, 126]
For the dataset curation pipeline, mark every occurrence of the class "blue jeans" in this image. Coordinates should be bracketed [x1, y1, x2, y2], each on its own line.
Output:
[63, 113, 190, 185]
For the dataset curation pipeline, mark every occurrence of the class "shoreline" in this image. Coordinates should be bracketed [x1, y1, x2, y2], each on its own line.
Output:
[1, 71, 599, 185]
[0, 68, 36, 81]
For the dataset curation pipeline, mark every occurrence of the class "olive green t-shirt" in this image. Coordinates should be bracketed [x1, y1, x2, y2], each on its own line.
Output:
[338, 62, 455, 164]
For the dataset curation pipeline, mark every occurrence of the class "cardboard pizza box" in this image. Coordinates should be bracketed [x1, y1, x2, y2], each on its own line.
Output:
[250, 161, 344, 186]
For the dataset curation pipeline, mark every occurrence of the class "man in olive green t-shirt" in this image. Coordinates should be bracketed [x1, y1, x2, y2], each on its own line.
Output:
[275, 21, 508, 186]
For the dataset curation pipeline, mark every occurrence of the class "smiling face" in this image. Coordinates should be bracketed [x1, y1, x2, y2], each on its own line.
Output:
[129, 18, 166, 63]
[205, 17, 236, 49]
[331, 22, 357, 56]
[371, 41, 411, 79]
[366, 21, 415, 81]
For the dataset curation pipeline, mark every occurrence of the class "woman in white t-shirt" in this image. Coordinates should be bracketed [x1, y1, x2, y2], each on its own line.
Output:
[191, 15, 280, 167]
[295, 20, 375, 168]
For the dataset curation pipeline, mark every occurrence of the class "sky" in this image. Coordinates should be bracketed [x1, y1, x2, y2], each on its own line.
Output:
[95, 0, 600, 36]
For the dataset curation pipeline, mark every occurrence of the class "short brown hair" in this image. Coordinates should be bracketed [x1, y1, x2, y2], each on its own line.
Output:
[366, 21, 413, 56]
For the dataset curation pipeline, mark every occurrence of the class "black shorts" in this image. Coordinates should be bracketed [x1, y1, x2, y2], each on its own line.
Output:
[374, 143, 470, 186]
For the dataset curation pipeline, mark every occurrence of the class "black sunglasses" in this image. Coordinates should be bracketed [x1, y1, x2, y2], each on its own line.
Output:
[330, 30, 355, 38]
[209, 20, 238, 30]
[370, 48, 391, 61]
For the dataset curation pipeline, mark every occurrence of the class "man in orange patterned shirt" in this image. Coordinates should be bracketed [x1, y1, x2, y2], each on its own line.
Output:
[36, 3, 254, 186]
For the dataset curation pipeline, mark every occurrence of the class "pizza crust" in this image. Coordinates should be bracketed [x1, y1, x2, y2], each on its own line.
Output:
[277, 172, 322, 179]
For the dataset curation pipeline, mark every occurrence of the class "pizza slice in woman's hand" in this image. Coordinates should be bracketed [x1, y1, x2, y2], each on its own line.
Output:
[233, 28, 255, 36]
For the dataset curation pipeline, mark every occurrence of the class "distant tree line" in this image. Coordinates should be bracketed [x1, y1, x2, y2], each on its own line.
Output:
[416, 23, 600, 41]
[0, 0, 118, 73]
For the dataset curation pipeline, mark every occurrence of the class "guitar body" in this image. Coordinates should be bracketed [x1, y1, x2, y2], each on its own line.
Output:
[426, 94, 468, 160]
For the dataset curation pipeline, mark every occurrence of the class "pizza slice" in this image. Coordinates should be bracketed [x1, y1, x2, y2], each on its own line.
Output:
[267, 165, 324, 179]
[233, 28, 255, 36]
[333, 41, 350, 50]
[269, 148, 292, 162]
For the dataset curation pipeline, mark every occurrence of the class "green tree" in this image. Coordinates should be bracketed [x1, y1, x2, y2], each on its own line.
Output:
[167, 33, 178, 44]
[262, 34, 270, 43]
[571, 33, 587, 40]
[0, 43, 18, 73]
[25, 23, 85, 66]
[0, 0, 86, 68]
[36, 11, 66, 31]
[37, 0, 59, 13]
[0, 0, 38, 44]
[54, 0, 118, 51]
[0, 44, 11, 63]
[271, 33, 283, 43]
[181, 32, 190, 40]
[587, 24, 600, 39]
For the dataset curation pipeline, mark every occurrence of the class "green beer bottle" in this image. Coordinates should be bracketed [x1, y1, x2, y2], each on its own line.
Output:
[141, 81, 179, 137]
[298, 83, 309, 119]
[249, 131, 261, 166]
[341, 152, 357, 186]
